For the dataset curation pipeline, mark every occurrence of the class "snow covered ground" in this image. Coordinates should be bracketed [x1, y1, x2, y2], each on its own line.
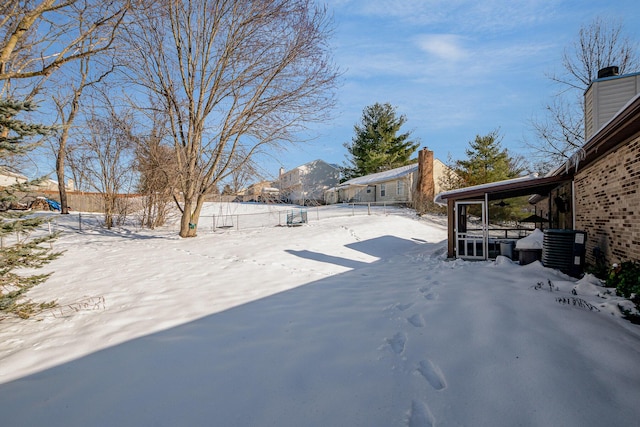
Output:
[1, 203, 639, 426]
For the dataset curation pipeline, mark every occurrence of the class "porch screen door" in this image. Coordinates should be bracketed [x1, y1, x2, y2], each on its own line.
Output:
[455, 201, 487, 260]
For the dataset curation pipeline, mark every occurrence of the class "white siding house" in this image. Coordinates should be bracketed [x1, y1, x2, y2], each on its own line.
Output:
[0, 168, 74, 192]
[325, 149, 449, 205]
[0, 168, 28, 188]
[327, 163, 418, 204]
[277, 160, 340, 205]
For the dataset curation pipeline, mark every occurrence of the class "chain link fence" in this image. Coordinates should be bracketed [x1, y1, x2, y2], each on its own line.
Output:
[189, 202, 413, 232]
[2, 202, 417, 245]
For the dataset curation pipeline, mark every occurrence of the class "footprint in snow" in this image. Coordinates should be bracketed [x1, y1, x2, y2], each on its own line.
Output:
[417, 359, 446, 391]
[407, 400, 435, 427]
[396, 302, 414, 311]
[419, 286, 438, 300]
[407, 313, 425, 328]
[387, 332, 406, 354]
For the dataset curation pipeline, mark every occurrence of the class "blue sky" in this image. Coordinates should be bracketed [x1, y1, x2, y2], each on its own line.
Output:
[262, 0, 640, 179]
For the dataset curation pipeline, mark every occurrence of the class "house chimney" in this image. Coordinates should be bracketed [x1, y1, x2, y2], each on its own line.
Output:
[597, 66, 619, 79]
[585, 66, 640, 140]
[416, 148, 435, 201]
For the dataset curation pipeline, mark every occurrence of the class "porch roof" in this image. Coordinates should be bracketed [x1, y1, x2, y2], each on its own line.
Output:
[434, 173, 571, 205]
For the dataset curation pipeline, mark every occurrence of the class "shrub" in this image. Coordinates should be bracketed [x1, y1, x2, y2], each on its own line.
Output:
[607, 261, 640, 300]
[607, 262, 640, 323]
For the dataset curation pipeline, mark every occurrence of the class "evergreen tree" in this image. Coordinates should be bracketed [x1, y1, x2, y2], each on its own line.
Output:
[454, 130, 522, 187]
[342, 103, 419, 180]
[222, 184, 234, 195]
[1, 99, 61, 319]
[454, 130, 527, 222]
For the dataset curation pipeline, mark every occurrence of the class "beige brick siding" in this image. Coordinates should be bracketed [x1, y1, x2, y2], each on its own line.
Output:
[574, 135, 640, 266]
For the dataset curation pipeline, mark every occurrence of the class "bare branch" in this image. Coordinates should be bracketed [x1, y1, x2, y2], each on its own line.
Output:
[124, 0, 339, 237]
[0, 0, 129, 83]
[531, 16, 639, 164]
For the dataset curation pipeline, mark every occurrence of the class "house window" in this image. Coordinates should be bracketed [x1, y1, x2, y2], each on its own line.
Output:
[380, 184, 386, 197]
[397, 180, 404, 195]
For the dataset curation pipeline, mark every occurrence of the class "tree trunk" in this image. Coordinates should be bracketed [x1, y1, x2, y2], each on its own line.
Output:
[179, 198, 196, 237]
[179, 194, 206, 237]
[56, 148, 69, 214]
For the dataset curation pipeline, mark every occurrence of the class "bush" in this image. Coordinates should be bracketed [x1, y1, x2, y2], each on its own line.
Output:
[607, 262, 640, 323]
[607, 261, 640, 299]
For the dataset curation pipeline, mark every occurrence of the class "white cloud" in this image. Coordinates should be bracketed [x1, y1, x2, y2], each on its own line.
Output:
[414, 34, 469, 62]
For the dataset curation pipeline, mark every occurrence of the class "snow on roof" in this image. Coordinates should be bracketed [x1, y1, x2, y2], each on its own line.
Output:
[433, 174, 540, 205]
[339, 163, 418, 187]
[0, 167, 27, 180]
[289, 159, 340, 173]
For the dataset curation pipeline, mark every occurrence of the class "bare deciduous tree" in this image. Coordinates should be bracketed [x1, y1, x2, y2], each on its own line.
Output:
[528, 16, 640, 165]
[51, 53, 115, 214]
[125, 0, 339, 237]
[65, 141, 91, 192]
[75, 94, 136, 228]
[554, 16, 638, 90]
[47, 2, 125, 215]
[1, 1, 129, 215]
[135, 112, 178, 228]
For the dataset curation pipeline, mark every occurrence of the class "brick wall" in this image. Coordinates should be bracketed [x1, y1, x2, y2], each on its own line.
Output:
[574, 135, 640, 266]
[416, 148, 435, 200]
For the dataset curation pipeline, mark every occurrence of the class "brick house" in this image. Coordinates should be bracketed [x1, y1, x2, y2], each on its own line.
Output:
[435, 68, 640, 267]
[572, 77, 640, 265]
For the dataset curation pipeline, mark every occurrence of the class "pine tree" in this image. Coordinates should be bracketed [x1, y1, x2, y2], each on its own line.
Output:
[1, 98, 61, 319]
[454, 130, 527, 222]
[454, 130, 521, 187]
[342, 103, 419, 180]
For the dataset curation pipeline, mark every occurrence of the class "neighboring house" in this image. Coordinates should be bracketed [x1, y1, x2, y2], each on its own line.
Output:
[435, 67, 640, 267]
[326, 163, 417, 204]
[277, 159, 340, 205]
[0, 168, 28, 188]
[0, 168, 74, 192]
[36, 178, 75, 192]
[240, 180, 275, 202]
[325, 148, 448, 205]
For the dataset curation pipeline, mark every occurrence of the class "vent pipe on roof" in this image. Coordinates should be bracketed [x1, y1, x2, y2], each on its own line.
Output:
[597, 66, 619, 79]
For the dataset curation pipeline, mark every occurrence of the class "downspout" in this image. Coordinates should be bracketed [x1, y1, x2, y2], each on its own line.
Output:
[484, 192, 489, 260]
[572, 180, 576, 229]
[548, 194, 553, 229]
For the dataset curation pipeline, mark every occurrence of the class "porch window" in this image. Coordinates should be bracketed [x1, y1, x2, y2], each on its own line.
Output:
[397, 180, 404, 195]
[380, 184, 386, 197]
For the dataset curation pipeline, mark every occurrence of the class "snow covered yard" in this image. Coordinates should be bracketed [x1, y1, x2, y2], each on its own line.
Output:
[1, 205, 639, 426]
